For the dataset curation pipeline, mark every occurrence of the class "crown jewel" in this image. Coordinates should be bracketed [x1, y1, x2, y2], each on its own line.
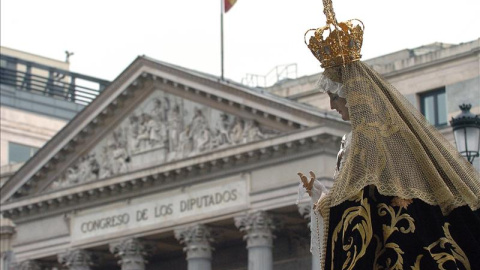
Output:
[305, 0, 364, 68]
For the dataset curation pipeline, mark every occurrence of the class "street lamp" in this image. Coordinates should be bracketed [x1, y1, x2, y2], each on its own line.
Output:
[450, 104, 480, 164]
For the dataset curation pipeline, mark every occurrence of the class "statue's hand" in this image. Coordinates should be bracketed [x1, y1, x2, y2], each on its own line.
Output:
[297, 171, 316, 196]
[297, 171, 326, 203]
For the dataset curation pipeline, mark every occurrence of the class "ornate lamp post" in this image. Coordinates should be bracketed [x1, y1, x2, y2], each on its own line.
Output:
[450, 104, 480, 164]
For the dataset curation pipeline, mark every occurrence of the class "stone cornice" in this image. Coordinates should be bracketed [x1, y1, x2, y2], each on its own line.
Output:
[1, 126, 345, 220]
[148, 74, 300, 132]
[372, 46, 480, 79]
[140, 58, 332, 127]
[1, 57, 344, 204]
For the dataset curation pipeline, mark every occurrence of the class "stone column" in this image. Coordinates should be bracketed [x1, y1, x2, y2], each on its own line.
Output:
[298, 203, 321, 270]
[110, 238, 152, 270]
[58, 249, 95, 270]
[174, 224, 214, 270]
[14, 260, 41, 270]
[234, 211, 276, 270]
[0, 215, 16, 270]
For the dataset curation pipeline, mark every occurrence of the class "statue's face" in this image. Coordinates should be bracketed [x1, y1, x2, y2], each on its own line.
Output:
[328, 92, 349, 121]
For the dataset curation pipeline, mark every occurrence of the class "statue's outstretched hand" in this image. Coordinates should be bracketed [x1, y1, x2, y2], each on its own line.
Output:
[297, 171, 326, 203]
[298, 171, 316, 196]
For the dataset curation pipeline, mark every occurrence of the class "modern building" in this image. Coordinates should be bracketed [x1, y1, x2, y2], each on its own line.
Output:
[0, 38, 478, 270]
[0, 46, 109, 188]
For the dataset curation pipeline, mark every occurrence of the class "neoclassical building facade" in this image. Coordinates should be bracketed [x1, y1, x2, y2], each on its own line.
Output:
[1, 56, 349, 269]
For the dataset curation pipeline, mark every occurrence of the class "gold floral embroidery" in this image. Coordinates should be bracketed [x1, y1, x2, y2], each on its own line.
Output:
[326, 61, 480, 217]
[331, 190, 373, 270]
[410, 254, 423, 270]
[374, 202, 416, 270]
[425, 223, 471, 270]
[391, 197, 413, 208]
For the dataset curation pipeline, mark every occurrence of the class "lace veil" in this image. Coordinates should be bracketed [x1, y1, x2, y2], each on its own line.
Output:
[320, 61, 480, 215]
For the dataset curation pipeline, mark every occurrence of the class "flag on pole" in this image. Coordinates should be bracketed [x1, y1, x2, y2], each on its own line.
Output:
[221, 0, 236, 80]
[224, 0, 237, 13]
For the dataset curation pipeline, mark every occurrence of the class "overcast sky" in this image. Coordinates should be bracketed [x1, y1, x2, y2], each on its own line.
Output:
[1, 0, 479, 85]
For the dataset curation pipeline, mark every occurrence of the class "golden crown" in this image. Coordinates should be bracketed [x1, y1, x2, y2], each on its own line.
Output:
[305, 0, 364, 68]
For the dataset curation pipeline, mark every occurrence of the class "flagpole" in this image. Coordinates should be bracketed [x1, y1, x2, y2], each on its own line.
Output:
[220, 0, 225, 81]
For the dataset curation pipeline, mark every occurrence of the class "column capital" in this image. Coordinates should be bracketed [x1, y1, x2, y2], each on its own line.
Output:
[0, 214, 16, 270]
[0, 214, 16, 235]
[109, 238, 153, 270]
[234, 211, 276, 248]
[174, 223, 214, 260]
[58, 249, 95, 270]
[15, 260, 42, 270]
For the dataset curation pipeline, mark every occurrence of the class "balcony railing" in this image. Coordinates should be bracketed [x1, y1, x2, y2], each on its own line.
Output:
[0, 55, 109, 106]
[241, 63, 297, 88]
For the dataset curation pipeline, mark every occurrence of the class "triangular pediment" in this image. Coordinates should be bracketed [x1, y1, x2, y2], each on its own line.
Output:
[1, 56, 348, 208]
[45, 89, 280, 192]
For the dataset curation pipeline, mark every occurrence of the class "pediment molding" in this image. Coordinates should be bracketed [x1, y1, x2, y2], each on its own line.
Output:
[139, 58, 325, 127]
[1, 126, 344, 221]
[13, 79, 156, 199]
[0, 56, 346, 206]
[0, 59, 148, 204]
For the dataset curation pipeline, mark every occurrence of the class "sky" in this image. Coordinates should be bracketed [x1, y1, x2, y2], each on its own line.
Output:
[1, 0, 479, 86]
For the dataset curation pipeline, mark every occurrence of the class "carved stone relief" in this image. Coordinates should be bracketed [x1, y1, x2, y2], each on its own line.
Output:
[58, 249, 96, 270]
[48, 90, 279, 191]
[13, 260, 42, 270]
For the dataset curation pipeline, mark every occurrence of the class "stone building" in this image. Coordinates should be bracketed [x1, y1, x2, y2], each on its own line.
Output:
[1, 54, 348, 269]
[0, 46, 109, 188]
[1, 38, 479, 270]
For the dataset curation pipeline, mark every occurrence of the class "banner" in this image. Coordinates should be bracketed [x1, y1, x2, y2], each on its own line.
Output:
[224, 0, 237, 13]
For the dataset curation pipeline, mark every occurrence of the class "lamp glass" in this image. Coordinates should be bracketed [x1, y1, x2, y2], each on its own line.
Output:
[465, 127, 480, 154]
[454, 128, 467, 153]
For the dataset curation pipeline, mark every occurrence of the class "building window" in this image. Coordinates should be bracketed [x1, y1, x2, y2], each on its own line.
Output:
[420, 88, 447, 127]
[8, 142, 38, 164]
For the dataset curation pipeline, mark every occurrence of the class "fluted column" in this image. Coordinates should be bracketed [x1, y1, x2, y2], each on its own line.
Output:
[14, 260, 41, 270]
[175, 224, 214, 270]
[58, 249, 95, 270]
[234, 211, 276, 270]
[298, 203, 321, 270]
[0, 215, 15, 270]
[110, 238, 152, 270]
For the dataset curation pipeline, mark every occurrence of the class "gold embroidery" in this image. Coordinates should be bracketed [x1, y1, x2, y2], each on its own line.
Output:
[410, 254, 423, 270]
[391, 197, 413, 208]
[324, 63, 480, 216]
[331, 190, 373, 270]
[373, 203, 416, 270]
[425, 223, 471, 270]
